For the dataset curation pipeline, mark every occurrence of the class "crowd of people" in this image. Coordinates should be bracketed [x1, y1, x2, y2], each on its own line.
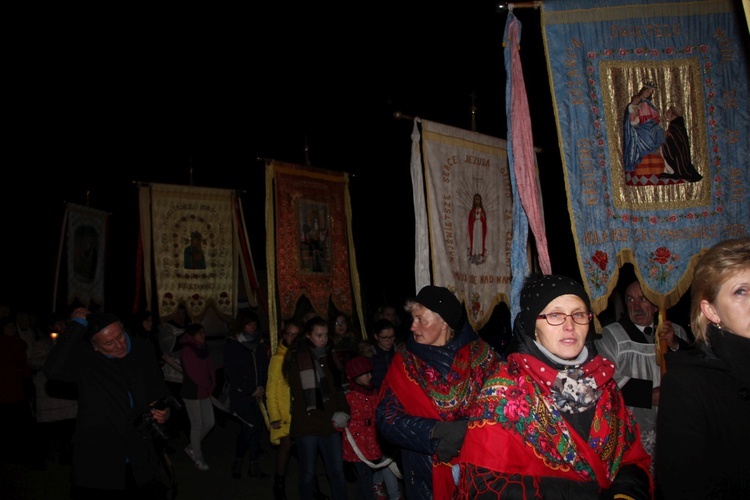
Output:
[1, 236, 748, 499]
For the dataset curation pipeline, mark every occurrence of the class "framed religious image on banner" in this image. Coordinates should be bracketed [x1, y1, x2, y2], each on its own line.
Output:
[297, 199, 331, 274]
[541, 0, 749, 311]
[266, 160, 357, 330]
[600, 58, 709, 208]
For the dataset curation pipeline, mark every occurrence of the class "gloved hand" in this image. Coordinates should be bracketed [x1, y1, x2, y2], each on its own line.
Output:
[432, 420, 468, 463]
[332, 411, 350, 429]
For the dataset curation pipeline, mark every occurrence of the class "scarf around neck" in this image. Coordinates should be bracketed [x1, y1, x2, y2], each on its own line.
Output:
[297, 342, 332, 411]
[515, 323, 607, 413]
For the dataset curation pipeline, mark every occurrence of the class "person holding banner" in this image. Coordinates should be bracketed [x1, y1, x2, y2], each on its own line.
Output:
[44, 309, 173, 499]
[656, 237, 750, 498]
[595, 279, 691, 459]
[224, 309, 269, 479]
[456, 274, 652, 499]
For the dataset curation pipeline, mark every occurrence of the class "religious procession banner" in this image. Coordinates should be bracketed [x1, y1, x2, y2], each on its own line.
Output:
[542, 0, 749, 313]
[265, 161, 364, 353]
[145, 183, 237, 321]
[62, 203, 108, 308]
[415, 120, 513, 330]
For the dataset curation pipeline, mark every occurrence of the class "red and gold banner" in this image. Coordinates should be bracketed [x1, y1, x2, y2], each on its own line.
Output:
[265, 161, 362, 351]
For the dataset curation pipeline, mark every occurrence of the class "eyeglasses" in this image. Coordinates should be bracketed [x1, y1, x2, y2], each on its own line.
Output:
[335, 321, 346, 326]
[536, 312, 593, 326]
[378, 335, 395, 341]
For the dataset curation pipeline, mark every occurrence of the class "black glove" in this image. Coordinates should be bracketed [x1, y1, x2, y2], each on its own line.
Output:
[432, 420, 469, 463]
[599, 464, 651, 500]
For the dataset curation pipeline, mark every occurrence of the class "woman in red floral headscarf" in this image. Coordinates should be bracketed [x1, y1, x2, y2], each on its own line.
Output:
[376, 286, 503, 500]
[456, 275, 652, 500]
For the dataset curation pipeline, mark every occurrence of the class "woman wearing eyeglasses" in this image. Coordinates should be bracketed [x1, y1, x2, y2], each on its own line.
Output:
[455, 274, 652, 499]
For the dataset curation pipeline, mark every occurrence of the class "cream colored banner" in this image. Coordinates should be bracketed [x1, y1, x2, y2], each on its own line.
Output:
[421, 120, 513, 330]
[150, 183, 236, 321]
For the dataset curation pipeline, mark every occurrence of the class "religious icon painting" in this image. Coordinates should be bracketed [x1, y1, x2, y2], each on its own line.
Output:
[297, 199, 331, 274]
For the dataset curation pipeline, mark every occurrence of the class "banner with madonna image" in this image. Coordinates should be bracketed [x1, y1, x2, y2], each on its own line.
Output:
[542, 0, 749, 313]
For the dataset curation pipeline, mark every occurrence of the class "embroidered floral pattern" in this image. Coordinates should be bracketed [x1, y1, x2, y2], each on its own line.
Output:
[467, 354, 638, 482]
[585, 250, 610, 291]
[401, 341, 499, 420]
[647, 246, 679, 283]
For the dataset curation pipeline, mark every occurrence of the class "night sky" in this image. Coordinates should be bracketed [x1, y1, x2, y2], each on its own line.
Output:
[5, 3, 581, 326]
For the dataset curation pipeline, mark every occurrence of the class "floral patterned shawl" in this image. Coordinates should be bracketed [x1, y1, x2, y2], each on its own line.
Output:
[457, 350, 651, 494]
[384, 326, 502, 498]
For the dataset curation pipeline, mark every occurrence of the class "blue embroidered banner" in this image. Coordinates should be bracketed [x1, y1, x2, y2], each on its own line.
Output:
[542, 0, 749, 313]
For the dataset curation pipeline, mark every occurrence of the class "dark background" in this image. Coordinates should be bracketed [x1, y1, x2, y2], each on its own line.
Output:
[4, 3, 590, 331]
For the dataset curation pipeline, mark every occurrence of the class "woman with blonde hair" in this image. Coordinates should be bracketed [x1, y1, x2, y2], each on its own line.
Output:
[656, 237, 750, 498]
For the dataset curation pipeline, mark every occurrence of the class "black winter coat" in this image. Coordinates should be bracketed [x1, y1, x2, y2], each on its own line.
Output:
[223, 335, 269, 425]
[370, 343, 395, 391]
[44, 320, 170, 490]
[656, 325, 750, 499]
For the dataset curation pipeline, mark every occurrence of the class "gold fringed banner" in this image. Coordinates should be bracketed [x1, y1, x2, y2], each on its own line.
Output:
[149, 183, 237, 321]
[419, 120, 514, 331]
[542, 0, 749, 313]
[266, 161, 362, 353]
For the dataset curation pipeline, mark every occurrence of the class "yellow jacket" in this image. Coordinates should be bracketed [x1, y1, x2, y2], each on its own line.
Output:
[266, 342, 291, 445]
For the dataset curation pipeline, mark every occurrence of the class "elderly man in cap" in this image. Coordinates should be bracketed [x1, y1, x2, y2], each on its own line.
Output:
[45, 307, 172, 499]
[376, 285, 503, 500]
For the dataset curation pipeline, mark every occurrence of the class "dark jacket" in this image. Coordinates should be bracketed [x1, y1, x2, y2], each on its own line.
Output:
[0, 333, 31, 404]
[370, 343, 395, 391]
[287, 340, 349, 438]
[44, 319, 170, 490]
[656, 325, 750, 499]
[223, 334, 269, 425]
[179, 336, 215, 400]
[376, 322, 500, 500]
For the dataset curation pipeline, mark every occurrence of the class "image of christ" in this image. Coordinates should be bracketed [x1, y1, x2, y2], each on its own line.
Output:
[468, 193, 487, 264]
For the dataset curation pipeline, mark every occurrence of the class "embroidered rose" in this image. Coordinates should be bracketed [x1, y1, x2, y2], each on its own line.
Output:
[592, 251, 608, 271]
[652, 247, 671, 264]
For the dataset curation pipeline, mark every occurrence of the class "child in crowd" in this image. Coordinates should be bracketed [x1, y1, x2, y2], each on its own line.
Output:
[343, 356, 391, 500]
